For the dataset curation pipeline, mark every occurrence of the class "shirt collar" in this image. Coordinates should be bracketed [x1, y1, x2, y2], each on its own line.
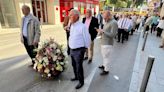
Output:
[86, 16, 92, 20]
[72, 20, 80, 26]
[24, 13, 31, 19]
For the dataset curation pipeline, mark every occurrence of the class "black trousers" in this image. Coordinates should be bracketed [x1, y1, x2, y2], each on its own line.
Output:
[66, 31, 70, 55]
[70, 47, 86, 83]
[157, 27, 163, 37]
[23, 36, 38, 64]
[151, 23, 157, 33]
[125, 31, 129, 40]
[118, 29, 126, 43]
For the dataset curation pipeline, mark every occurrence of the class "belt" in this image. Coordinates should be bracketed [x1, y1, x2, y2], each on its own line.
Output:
[71, 47, 86, 51]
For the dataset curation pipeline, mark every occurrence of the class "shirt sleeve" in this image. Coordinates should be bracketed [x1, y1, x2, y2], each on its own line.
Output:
[103, 22, 118, 38]
[82, 25, 91, 48]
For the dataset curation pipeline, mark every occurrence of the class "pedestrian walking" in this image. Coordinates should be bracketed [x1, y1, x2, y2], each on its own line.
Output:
[156, 16, 164, 37]
[82, 9, 99, 63]
[21, 5, 41, 67]
[96, 10, 118, 75]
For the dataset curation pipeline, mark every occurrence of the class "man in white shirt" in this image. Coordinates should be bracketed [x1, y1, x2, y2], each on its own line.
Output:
[117, 14, 129, 43]
[69, 9, 91, 89]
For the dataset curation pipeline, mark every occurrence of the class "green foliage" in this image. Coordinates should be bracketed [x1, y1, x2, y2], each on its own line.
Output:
[104, 0, 144, 8]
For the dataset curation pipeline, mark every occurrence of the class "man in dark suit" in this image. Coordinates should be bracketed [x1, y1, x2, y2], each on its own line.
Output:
[82, 9, 99, 63]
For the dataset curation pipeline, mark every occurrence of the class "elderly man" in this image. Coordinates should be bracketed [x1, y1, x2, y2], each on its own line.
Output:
[21, 5, 41, 67]
[69, 9, 91, 89]
[117, 14, 129, 43]
[96, 10, 118, 75]
[82, 9, 99, 63]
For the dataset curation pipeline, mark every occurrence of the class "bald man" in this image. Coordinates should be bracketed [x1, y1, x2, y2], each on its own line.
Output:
[21, 5, 41, 67]
[96, 10, 118, 75]
[69, 9, 91, 89]
[82, 9, 99, 63]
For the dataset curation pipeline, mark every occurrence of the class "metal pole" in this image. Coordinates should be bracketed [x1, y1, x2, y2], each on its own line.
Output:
[140, 56, 155, 92]
[142, 31, 148, 51]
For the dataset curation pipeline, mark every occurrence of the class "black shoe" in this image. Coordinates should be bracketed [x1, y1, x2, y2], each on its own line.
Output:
[84, 57, 88, 60]
[75, 82, 84, 89]
[98, 65, 104, 70]
[117, 40, 120, 42]
[71, 78, 78, 81]
[100, 71, 109, 75]
[88, 59, 92, 64]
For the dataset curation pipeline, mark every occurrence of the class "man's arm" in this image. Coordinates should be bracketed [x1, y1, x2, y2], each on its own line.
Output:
[82, 25, 91, 48]
[33, 19, 41, 45]
[103, 22, 118, 38]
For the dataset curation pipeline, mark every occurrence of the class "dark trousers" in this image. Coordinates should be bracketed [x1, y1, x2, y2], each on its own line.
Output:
[151, 23, 157, 33]
[136, 24, 140, 30]
[23, 36, 38, 64]
[157, 27, 163, 37]
[118, 29, 126, 43]
[125, 31, 129, 40]
[66, 31, 70, 55]
[70, 47, 86, 83]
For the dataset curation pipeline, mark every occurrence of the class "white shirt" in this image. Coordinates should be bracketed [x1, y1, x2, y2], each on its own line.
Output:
[22, 14, 31, 37]
[118, 18, 130, 30]
[157, 20, 164, 29]
[69, 21, 91, 49]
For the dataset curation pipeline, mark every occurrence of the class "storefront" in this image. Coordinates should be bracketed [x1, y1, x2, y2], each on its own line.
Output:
[0, 0, 99, 29]
[59, 0, 99, 22]
[0, 0, 19, 28]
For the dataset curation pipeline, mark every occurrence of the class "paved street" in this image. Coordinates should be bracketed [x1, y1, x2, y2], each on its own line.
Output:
[0, 25, 67, 60]
[0, 25, 140, 92]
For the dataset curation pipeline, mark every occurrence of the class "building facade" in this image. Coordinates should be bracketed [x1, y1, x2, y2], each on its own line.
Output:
[0, 0, 99, 29]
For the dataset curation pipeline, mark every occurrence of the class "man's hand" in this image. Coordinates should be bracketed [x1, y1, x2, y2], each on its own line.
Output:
[64, 26, 70, 32]
[33, 41, 38, 46]
[96, 29, 104, 34]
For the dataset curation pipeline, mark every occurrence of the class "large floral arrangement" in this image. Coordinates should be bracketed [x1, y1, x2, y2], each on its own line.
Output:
[33, 38, 66, 78]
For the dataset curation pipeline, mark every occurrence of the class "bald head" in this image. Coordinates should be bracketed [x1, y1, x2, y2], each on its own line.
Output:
[22, 5, 30, 16]
[103, 10, 112, 21]
[69, 9, 80, 23]
[86, 9, 92, 18]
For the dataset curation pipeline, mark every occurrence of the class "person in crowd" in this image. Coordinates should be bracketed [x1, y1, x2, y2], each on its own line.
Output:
[131, 13, 137, 35]
[96, 10, 118, 75]
[157, 16, 164, 37]
[69, 9, 91, 89]
[97, 11, 104, 29]
[21, 5, 41, 67]
[82, 9, 99, 63]
[151, 14, 159, 33]
[117, 14, 129, 43]
[63, 8, 74, 55]
[143, 15, 153, 37]
[136, 16, 142, 30]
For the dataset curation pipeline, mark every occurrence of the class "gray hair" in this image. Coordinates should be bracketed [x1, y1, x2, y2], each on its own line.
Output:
[104, 10, 111, 16]
[86, 9, 92, 14]
[22, 5, 30, 11]
[70, 9, 80, 17]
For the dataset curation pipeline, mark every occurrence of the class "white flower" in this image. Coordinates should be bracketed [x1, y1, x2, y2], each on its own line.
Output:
[48, 74, 51, 77]
[43, 57, 48, 63]
[53, 56, 57, 61]
[56, 49, 61, 53]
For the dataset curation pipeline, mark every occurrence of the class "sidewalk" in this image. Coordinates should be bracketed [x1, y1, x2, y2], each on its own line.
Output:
[129, 32, 164, 92]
